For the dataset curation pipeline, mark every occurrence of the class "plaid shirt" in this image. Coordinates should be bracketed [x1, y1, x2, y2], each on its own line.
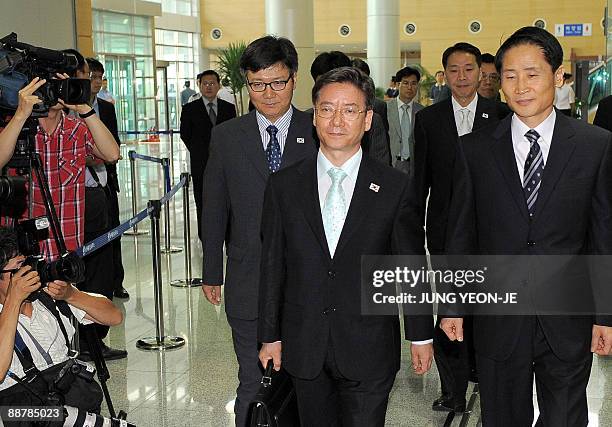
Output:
[1, 112, 94, 261]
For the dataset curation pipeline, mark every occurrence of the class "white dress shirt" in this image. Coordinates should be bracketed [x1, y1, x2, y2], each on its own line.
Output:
[316, 148, 432, 345]
[511, 109, 556, 183]
[452, 94, 478, 136]
[554, 84, 575, 110]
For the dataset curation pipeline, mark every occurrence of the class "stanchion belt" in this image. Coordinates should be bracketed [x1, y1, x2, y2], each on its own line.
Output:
[74, 175, 187, 258]
[129, 152, 164, 164]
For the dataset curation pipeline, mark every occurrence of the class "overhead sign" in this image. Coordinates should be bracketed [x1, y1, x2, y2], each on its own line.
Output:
[555, 23, 592, 37]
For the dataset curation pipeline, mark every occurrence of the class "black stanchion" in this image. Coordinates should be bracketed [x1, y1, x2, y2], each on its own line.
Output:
[136, 200, 185, 351]
[160, 157, 182, 254]
[125, 150, 149, 236]
[171, 173, 203, 288]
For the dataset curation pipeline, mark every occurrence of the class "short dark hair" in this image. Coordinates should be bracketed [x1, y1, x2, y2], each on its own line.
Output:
[442, 42, 482, 69]
[0, 227, 19, 271]
[240, 35, 298, 77]
[495, 26, 563, 73]
[563, 72, 573, 80]
[312, 66, 374, 109]
[62, 49, 86, 77]
[481, 53, 495, 64]
[395, 66, 421, 83]
[198, 70, 220, 83]
[435, 70, 444, 77]
[185, 81, 191, 87]
[351, 58, 370, 76]
[86, 57, 104, 74]
[310, 51, 351, 81]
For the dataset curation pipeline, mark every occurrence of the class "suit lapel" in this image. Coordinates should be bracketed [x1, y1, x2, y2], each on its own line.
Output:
[473, 97, 492, 130]
[389, 99, 401, 138]
[298, 159, 331, 259]
[491, 116, 530, 221]
[442, 99, 459, 139]
[280, 107, 309, 169]
[533, 113, 576, 218]
[333, 156, 378, 258]
[238, 111, 269, 181]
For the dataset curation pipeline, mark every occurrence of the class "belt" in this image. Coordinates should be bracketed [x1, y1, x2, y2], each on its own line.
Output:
[396, 156, 410, 161]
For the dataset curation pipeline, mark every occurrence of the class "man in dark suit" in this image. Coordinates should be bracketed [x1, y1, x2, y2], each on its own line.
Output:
[258, 67, 433, 426]
[180, 69, 236, 241]
[387, 66, 424, 174]
[201, 36, 317, 427]
[87, 58, 128, 300]
[413, 42, 509, 413]
[441, 27, 612, 426]
[351, 58, 390, 133]
[593, 94, 612, 132]
[310, 51, 391, 165]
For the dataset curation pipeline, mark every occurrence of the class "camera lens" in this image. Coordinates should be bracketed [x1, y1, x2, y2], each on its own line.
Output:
[0, 175, 27, 205]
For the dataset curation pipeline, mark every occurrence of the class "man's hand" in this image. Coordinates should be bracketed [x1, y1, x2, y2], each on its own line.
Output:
[202, 285, 222, 305]
[259, 342, 282, 371]
[6, 265, 40, 304]
[440, 318, 464, 342]
[411, 342, 433, 375]
[14, 78, 45, 121]
[44, 280, 75, 301]
[591, 324, 612, 356]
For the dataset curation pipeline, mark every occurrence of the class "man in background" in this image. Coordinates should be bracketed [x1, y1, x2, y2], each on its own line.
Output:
[478, 53, 502, 101]
[180, 80, 196, 106]
[430, 70, 450, 103]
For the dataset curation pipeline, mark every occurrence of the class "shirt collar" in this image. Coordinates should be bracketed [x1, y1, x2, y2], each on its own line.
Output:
[452, 93, 478, 115]
[397, 97, 414, 110]
[202, 96, 218, 107]
[511, 109, 556, 143]
[317, 148, 362, 183]
[256, 107, 293, 134]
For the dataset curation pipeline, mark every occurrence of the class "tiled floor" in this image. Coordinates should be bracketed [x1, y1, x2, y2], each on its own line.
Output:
[98, 135, 611, 426]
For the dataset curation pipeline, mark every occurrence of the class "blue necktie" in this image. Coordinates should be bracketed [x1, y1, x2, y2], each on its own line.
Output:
[265, 125, 282, 173]
[322, 167, 348, 257]
[523, 129, 544, 217]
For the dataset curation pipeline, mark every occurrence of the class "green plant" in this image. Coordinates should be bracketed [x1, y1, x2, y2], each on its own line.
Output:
[375, 86, 385, 99]
[412, 64, 436, 104]
[217, 41, 247, 115]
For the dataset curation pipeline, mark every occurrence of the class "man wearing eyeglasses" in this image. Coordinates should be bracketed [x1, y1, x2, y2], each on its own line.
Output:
[180, 70, 236, 242]
[201, 36, 316, 427]
[258, 67, 433, 426]
[478, 53, 502, 101]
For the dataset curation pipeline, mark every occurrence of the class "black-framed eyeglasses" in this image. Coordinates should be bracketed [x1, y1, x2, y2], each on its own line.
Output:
[482, 73, 500, 82]
[247, 77, 292, 92]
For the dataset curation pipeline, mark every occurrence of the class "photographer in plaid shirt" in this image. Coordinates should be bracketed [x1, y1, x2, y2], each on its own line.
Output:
[0, 53, 120, 262]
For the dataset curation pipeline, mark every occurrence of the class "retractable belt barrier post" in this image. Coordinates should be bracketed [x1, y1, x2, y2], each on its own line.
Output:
[160, 157, 182, 254]
[136, 199, 185, 351]
[124, 150, 149, 236]
[171, 172, 203, 288]
[169, 129, 175, 183]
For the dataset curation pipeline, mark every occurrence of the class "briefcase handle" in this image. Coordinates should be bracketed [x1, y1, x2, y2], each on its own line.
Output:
[262, 359, 274, 387]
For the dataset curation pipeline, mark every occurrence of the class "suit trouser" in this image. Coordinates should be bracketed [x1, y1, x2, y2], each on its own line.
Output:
[433, 316, 472, 404]
[291, 342, 396, 427]
[227, 316, 262, 427]
[79, 186, 115, 343]
[477, 316, 592, 427]
[107, 186, 124, 292]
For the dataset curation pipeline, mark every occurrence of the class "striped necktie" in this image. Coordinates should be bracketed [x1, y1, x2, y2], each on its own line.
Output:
[265, 125, 282, 173]
[523, 129, 544, 217]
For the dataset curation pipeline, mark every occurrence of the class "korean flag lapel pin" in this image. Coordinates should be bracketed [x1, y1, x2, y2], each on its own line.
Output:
[369, 183, 380, 193]
[296, 137, 305, 144]
[482, 112, 489, 119]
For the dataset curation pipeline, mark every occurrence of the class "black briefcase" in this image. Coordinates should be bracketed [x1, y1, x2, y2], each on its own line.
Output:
[249, 360, 300, 427]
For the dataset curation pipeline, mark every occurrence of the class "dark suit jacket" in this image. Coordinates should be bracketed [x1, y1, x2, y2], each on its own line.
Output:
[97, 98, 121, 192]
[413, 96, 509, 253]
[202, 108, 317, 320]
[373, 97, 389, 133]
[258, 154, 433, 381]
[594, 94, 612, 132]
[180, 97, 236, 177]
[446, 112, 612, 362]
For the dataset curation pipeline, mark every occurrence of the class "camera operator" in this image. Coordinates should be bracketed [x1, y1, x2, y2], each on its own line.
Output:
[0, 227, 122, 418]
[0, 62, 120, 262]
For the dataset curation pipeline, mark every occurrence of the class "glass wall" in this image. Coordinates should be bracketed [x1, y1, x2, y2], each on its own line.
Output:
[160, 0, 198, 16]
[92, 10, 157, 134]
[155, 29, 200, 130]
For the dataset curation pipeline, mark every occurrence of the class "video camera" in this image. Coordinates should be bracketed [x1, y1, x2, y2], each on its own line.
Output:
[0, 32, 90, 116]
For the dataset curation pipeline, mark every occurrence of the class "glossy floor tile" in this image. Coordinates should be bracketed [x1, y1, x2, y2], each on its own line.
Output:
[96, 135, 610, 426]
